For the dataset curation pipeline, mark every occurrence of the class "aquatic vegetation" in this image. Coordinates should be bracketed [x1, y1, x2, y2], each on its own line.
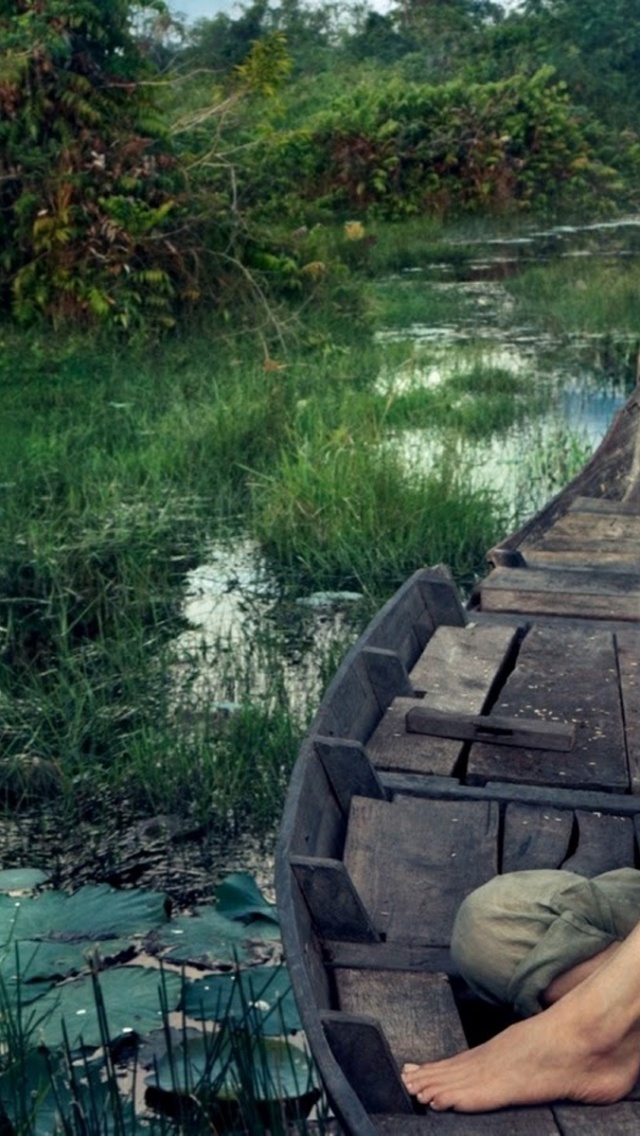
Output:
[0, 872, 321, 1134]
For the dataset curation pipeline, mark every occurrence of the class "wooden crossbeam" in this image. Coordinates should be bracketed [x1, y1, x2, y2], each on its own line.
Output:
[405, 706, 575, 752]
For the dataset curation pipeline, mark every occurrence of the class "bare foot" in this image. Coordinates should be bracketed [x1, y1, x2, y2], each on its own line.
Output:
[401, 971, 640, 1112]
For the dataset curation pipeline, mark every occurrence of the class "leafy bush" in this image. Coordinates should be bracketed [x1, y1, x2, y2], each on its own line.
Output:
[260, 67, 619, 219]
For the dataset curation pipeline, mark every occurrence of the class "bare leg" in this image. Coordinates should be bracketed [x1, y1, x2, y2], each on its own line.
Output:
[542, 940, 620, 1005]
[402, 922, 640, 1112]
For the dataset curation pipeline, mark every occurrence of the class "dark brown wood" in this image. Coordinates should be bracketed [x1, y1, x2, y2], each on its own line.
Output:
[315, 650, 386, 743]
[524, 547, 640, 571]
[314, 736, 387, 815]
[408, 623, 521, 700]
[406, 706, 575, 751]
[288, 742, 346, 858]
[502, 801, 574, 873]
[616, 628, 640, 794]
[324, 941, 455, 974]
[543, 509, 640, 542]
[321, 1011, 414, 1114]
[291, 856, 380, 942]
[275, 381, 640, 1136]
[552, 1100, 640, 1134]
[561, 810, 636, 877]
[381, 771, 640, 816]
[366, 697, 465, 778]
[368, 623, 521, 776]
[416, 566, 467, 629]
[373, 1111, 561, 1134]
[336, 969, 466, 1068]
[568, 495, 640, 515]
[481, 565, 640, 621]
[343, 795, 499, 945]
[363, 648, 414, 707]
[466, 624, 629, 793]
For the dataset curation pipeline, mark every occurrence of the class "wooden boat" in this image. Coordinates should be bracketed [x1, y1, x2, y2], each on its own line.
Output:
[276, 381, 640, 1135]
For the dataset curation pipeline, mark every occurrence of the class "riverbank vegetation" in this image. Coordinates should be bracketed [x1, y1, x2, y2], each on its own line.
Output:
[1, 4, 639, 1128]
[1, 0, 638, 855]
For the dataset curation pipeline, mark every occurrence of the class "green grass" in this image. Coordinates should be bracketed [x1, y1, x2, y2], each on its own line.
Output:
[251, 428, 508, 594]
[506, 258, 640, 338]
[3, 223, 631, 838]
[379, 360, 534, 439]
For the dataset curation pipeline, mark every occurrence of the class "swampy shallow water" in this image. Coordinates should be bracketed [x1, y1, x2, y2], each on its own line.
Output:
[4, 216, 639, 903]
[176, 215, 638, 730]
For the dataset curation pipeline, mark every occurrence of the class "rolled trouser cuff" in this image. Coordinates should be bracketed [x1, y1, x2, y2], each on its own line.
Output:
[451, 868, 640, 1018]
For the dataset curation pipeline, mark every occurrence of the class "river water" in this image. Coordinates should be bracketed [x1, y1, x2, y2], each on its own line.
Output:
[176, 217, 638, 736]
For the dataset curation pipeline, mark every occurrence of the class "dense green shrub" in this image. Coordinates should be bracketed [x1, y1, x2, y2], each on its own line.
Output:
[258, 67, 618, 219]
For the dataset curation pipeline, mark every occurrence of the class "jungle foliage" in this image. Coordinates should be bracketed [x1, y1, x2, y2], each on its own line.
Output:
[1, 0, 639, 333]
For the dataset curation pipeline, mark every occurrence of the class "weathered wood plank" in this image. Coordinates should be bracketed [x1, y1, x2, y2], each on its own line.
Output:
[616, 628, 640, 794]
[568, 495, 640, 516]
[466, 625, 629, 793]
[409, 623, 521, 699]
[344, 795, 499, 945]
[481, 566, 640, 621]
[502, 802, 574, 873]
[336, 969, 466, 1069]
[364, 648, 414, 709]
[321, 1011, 414, 1114]
[324, 941, 455, 974]
[363, 575, 432, 668]
[406, 706, 575, 751]
[553, 1100, 640, 1134]
[287, 742, 346, 859]
[314, 736, 387, 816]
[380, 772, 640, 816]
[314, 651, 384, 742]
[373, 1110, 561, 1134]
[368, 624, 521, 776]
[366, 697, 465, 777]
[416, 567, 467, 629]
[291, 856, 380, 942]
[545, 509, 640, 543]
[562, 810, 636, 876]
[525, 546, 640, 571]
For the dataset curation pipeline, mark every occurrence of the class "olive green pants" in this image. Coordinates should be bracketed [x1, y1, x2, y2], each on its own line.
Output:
[451, 868, 640, 1018]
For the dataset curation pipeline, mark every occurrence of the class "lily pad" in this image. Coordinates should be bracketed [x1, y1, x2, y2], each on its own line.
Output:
[0, 884, 169, 946]
[214, 873, 279, 926]
[181, 965, 301, 1035]
[0, 868, 50, 893]
[0, 936, 133, 991]
[157, 908, 250, 966]
[33, 965, 182, 1050]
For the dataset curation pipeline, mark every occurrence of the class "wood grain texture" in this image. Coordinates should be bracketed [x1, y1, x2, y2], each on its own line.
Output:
[367, 623, 520, 776]
[344, 795, 499, 945]
[616, 628, 640, 794]
[373, 1109, 561, 1134]
[291, 856, 380, 942]
[481, 565, 640, 621]
[336, 969, 466, 1068]
[321, 1011, 414, 1114]
[561, 810, 636, 877]
[502, 801, 574, 872]
[466, 624, 629, 792]
[406, 706, 575, 751]
[314, 736, 387, 817]
[553, 1100, 640, 1134]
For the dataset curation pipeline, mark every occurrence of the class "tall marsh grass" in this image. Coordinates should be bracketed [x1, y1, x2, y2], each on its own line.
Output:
[2, 235, 630, 839]
[251, 430, 508, 594]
